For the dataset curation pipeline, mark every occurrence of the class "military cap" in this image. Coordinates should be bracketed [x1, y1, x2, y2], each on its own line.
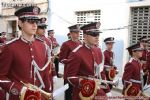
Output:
[104, 37, 115, 43]
[48, 30, 54, 33]
[127, 43, 143, 56]
[80, 22, 101, 36]
[14, 6, 40, 20]
[68, 24, 80, 32]
[37, 17, 47, 27]
[138, 36, 150, 43]
[1, 32, 6, 35]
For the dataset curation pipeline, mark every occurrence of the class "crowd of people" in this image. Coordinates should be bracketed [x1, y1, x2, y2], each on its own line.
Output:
[0, 5, 150, 100]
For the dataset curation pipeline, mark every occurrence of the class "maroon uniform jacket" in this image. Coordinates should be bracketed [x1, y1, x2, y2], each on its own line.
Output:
[36, 35, 52, 49]
[103, 50, 117, 81]
[146, 52, 150, 84]
[66, 44, 107, 100]
[104, 50, 114, 66]
[140, 49, 148, 73]
[48, 36, 59, 49]
[122, 58, 142, 95]
[0, 37, 51, 100]
[0, 37, 7, 99]
[0, 37, 6, 43]
[140, 49, 148, 61]
[0, 37, 6, 53]
[59, 40, 82, 80]
[36, 35, 56, 91]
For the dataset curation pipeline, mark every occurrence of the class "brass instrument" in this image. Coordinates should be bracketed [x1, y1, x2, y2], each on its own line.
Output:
[21, 81, 52, 100]
[100, 79, 119, 88]
[67, 76, 119, 89]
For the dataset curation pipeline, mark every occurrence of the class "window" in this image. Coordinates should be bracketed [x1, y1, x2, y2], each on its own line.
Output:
[75, 10, 101, 41]
[130, 6, 150, 48]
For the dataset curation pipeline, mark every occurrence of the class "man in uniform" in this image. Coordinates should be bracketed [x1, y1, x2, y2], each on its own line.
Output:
[0, 6, 52, 100]
[36, 17, 52, 48]
[0, 32, 7, 99]
[146, 49, 150, 85]
[138, 36, 150, 85]
[59, 24, 81, 100]
[122, 43, 144, 96]
[36, 17, 57, 92]
[48, 30, 59, 49]
[47, 30, 62, 79]
[0, 32, 7, 53]
[0, 32, 6, 44]
[103, 37, 118, 90]
[66, 22, 108, 100]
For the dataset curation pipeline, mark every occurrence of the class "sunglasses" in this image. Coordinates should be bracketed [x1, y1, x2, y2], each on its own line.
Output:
[87, 33, 99, 37]
[38, 26, 47, 29]
[26, 19, 39, 24]
[141, 40, 148, 43]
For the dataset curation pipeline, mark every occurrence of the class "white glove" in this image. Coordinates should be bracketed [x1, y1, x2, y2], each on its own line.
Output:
[20, 86, 27, 100]
[106, 92, 112, 96]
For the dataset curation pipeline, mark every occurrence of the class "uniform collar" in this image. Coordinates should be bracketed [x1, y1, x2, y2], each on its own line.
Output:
[106, 49, 112, 52]
[21, 36, 35, 44]
[131, 57, 140, 63]
[36, 35, 45, 39]
[84, 42, 93, 49]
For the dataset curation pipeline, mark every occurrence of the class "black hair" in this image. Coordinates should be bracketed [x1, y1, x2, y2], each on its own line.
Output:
[18, 18, 26, 30]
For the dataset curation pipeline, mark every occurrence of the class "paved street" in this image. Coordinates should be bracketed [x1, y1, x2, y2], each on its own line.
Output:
[53, 63, 123, 100]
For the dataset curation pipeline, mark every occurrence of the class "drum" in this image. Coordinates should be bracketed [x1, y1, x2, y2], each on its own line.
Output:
[20, 87, 41, 100]
[124, 81, 141, 96]
[108, 67, 116, 81]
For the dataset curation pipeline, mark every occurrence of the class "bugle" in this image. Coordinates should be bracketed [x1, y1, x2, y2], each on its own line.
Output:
[21, 81, 51, 100]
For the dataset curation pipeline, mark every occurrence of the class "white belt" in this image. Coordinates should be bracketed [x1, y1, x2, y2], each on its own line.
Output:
[104, 65, 111, 68]
[104, 65, 112, 71]
[141, 61, 146, 64]
[130, 79, 141, 84]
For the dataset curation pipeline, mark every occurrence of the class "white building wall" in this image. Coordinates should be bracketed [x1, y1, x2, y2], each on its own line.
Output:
[0, 0, 149, 75]
[49, 0, 150, 76]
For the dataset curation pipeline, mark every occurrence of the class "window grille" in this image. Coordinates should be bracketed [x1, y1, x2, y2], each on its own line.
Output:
[130, 6, 150, 48]
[75, 10, 101, 41]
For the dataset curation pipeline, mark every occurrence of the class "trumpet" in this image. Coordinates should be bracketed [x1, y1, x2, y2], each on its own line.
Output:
[68, 76, 119, 89]
[100, 79, 119, 88]
[21, 81, 52, 100]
